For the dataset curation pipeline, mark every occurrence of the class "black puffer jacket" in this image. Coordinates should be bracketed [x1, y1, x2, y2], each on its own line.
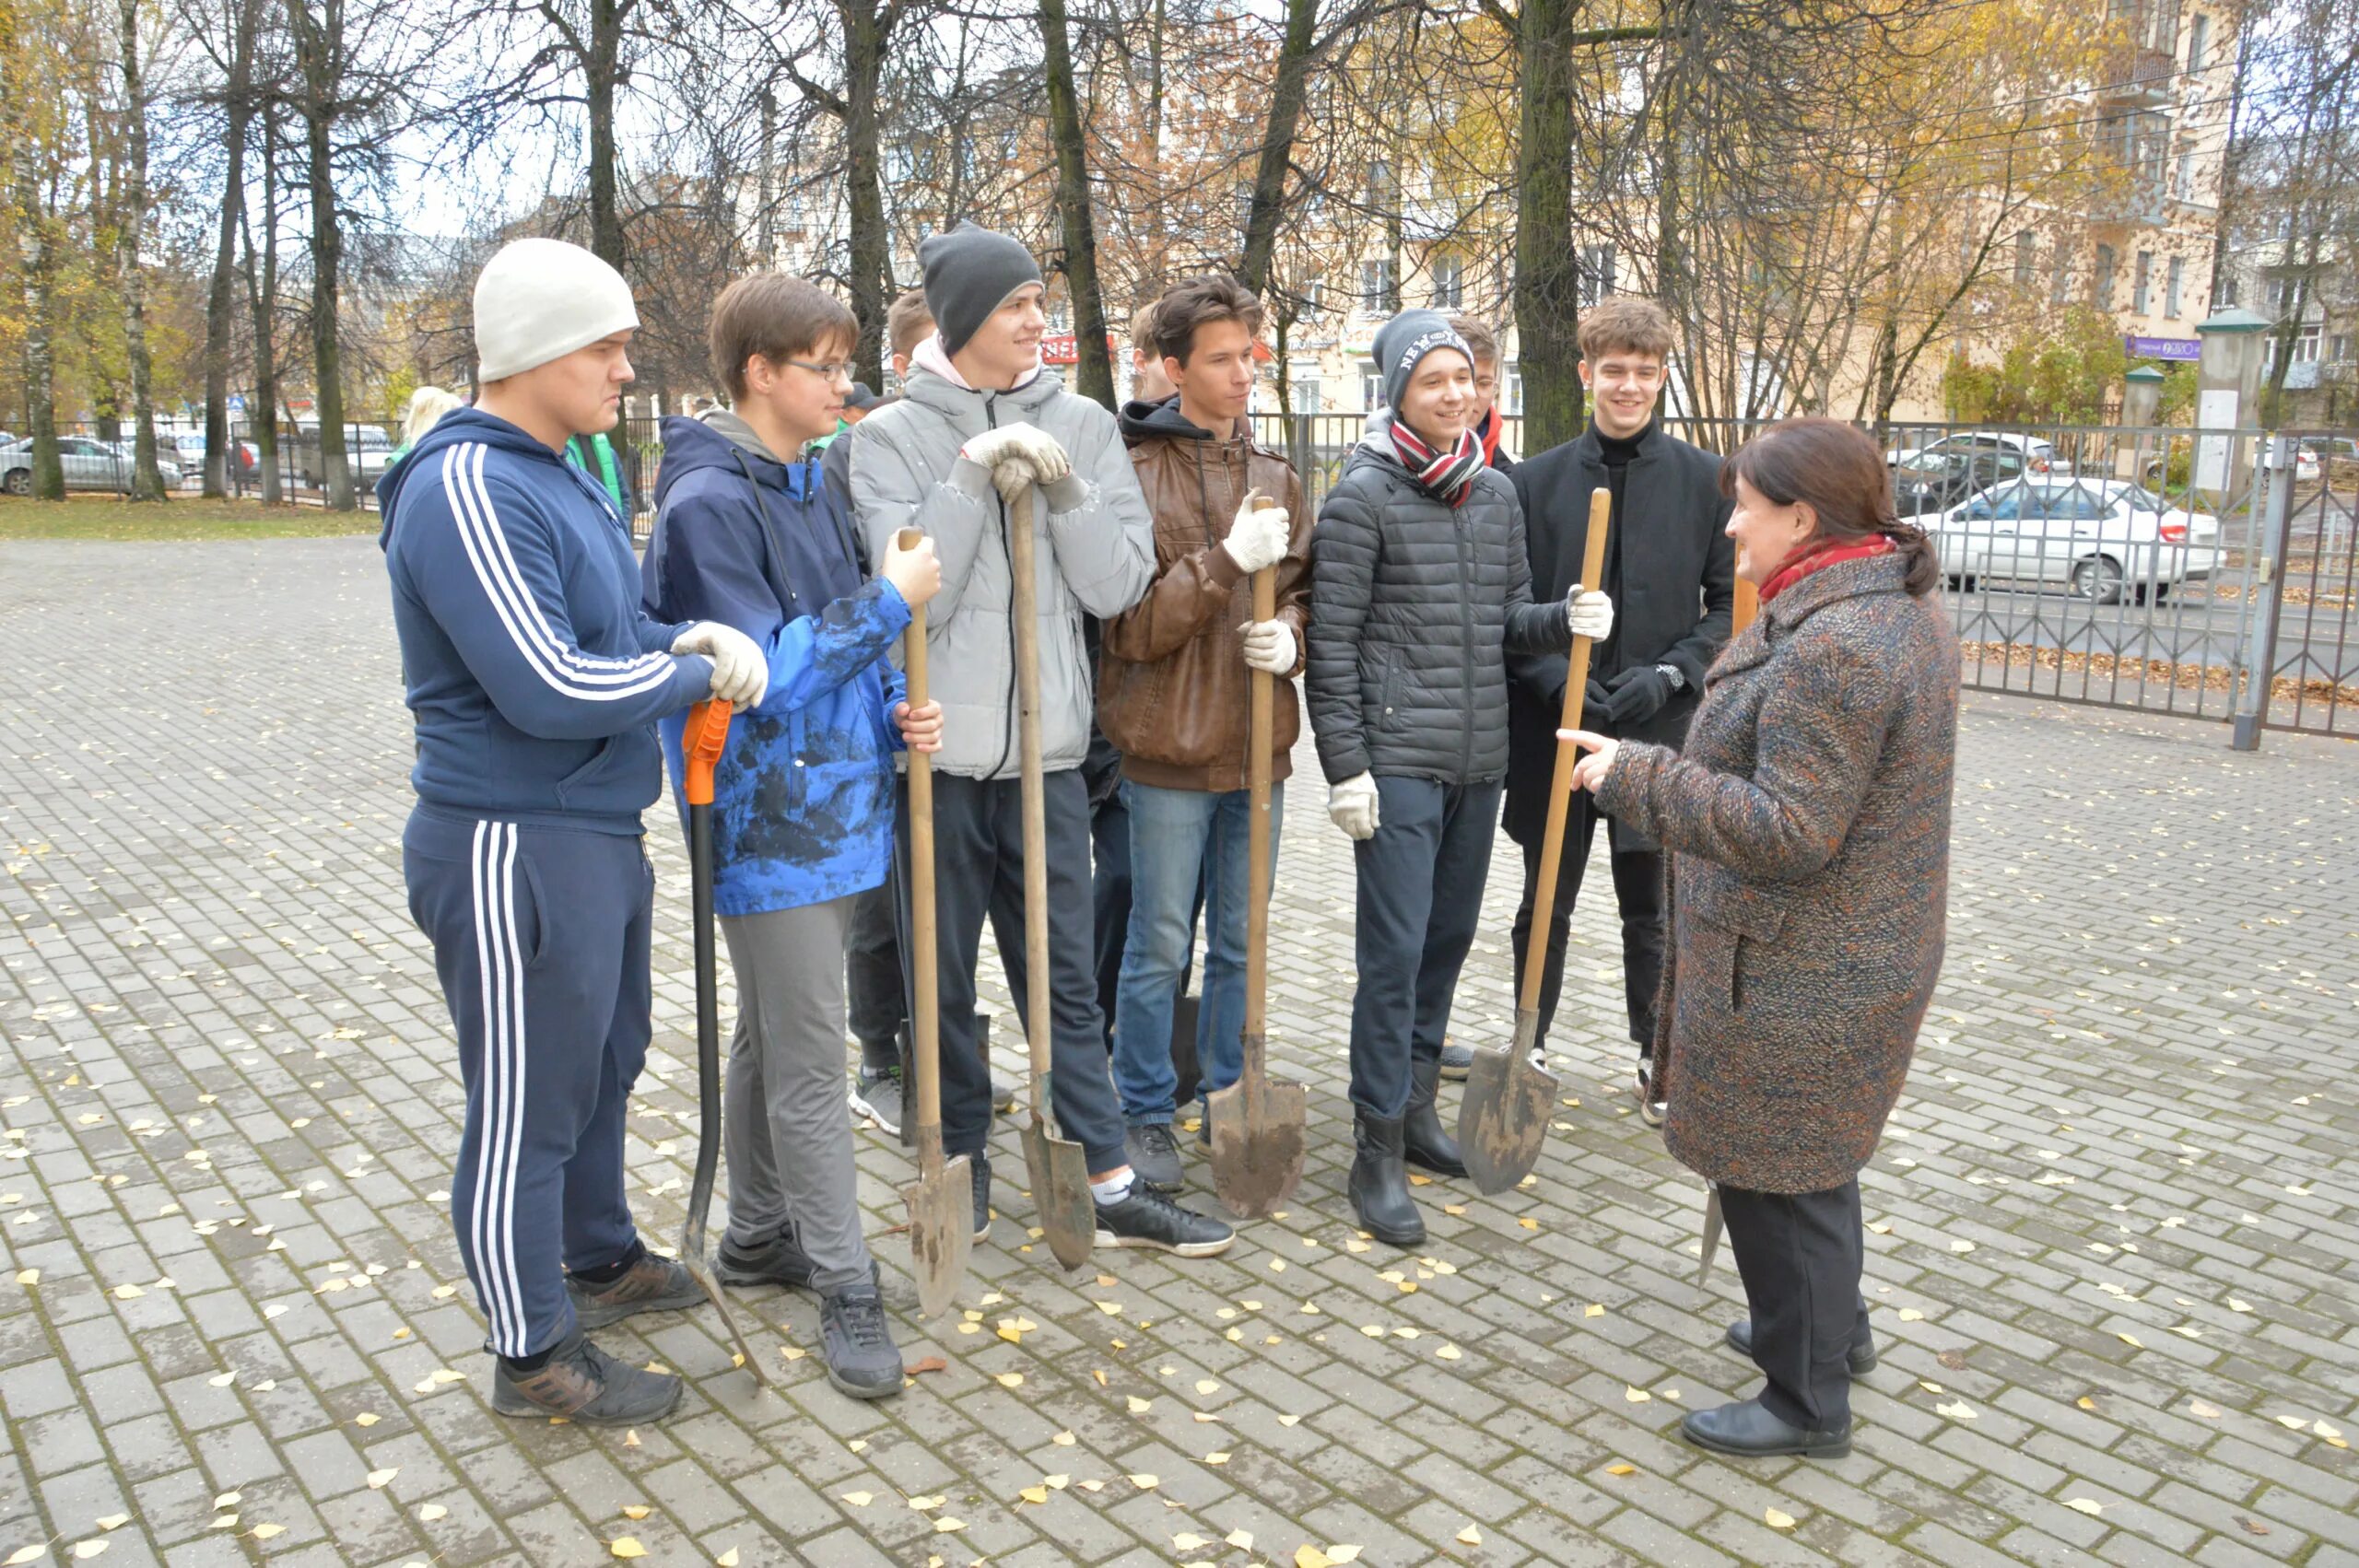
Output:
[1308, 437, 1572, 786]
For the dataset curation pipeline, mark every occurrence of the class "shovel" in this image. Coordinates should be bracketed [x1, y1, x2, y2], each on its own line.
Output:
[1005, 480, 1096, 1270]
[1696, 1185, 1724, 1284]
[1210, 532, 1307, 1218]
[678, 699, 771, 1386]
[1460, 486, 1614, 1195]
[894, 530, 974, 1318]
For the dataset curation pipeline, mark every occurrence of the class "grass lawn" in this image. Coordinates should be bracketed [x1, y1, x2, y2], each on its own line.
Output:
[0, 494, 379, 541]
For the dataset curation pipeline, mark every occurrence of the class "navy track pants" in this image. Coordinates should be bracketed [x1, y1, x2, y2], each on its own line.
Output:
[404, 808, 653, 1357]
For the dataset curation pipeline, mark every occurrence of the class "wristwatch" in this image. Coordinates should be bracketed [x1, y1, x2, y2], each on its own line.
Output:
[1655, 662, 1686, 693]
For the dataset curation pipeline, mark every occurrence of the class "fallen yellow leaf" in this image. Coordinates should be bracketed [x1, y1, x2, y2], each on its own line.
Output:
[1051, 1431, 1076, 1445]
[1605, 1463, 1636, 1476]
[1018, 1486, 1048, 1505]
[610, 1539, 646, 1560]
[417, 1504, 448, 1522]
[366, 1469, 398, 1490]
[620, 1505, 651, 1521]
[1203, 1451, 1231, 1465]
[1766, 1507, 1797, 1528]
[2065, 1498, 2104, 1515]
[1625, 1387, 1651, 1403]
[994, 1373, 1024, 1388]
[933, 1517, 965, 1534]
[716, 1550, 740, 1567]
[840, 1492, 874, 1507]
[1457, 1524, 1483, 1544]
[1127, 1474, 1159, 1490]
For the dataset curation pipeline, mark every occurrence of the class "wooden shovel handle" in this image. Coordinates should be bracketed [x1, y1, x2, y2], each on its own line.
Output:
[897, 528, 945, 1165]
[1243, 536, 1278, 1044]
[1003, 482, 1055, 1085]
[1517, 487, 1612, 1015]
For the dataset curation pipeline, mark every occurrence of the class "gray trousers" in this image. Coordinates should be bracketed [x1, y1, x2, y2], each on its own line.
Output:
[719, 895, 871, 1292]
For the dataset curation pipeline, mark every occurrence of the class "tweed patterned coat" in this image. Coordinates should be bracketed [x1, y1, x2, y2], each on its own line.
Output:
[1593, 551, 1958, 1194]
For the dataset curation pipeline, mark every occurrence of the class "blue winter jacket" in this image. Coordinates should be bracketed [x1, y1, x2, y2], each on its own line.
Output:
[378, 408, 708, 834]
[641, 415, 910, 915]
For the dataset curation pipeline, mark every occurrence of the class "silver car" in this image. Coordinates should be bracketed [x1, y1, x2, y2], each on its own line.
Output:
[1933, 478, 2219, 603]
[0, 436, 181, 494]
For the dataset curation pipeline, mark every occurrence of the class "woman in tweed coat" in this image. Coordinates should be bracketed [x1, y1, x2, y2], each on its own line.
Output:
[1565, 418, 1958, 1459]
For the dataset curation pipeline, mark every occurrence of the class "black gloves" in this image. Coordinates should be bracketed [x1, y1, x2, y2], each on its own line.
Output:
[1583, 677, 1612, 714]
[1600, 664, 1675, 726]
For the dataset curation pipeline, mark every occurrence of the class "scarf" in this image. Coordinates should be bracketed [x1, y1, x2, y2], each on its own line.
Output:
[1475, 407, 1504, 468]
[1758, 534, 1895, 604]
[1388, 416, 1485, 508]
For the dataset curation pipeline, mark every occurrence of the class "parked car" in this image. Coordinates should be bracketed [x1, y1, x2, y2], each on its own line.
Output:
[0, 435, 180, 494]
[1893, 444, 2028, 518]
[293, 424, 395, 486]
[1931, 477, 2220, 603]
[1886, 430, 2071, 475]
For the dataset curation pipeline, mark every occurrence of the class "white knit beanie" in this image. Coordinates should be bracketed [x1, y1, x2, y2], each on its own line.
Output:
[473, 238, 640, 383]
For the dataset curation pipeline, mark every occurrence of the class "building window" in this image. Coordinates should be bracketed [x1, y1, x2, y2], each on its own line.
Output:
[1430, 253, 1464, 310]
[2094, 243, 2117, 310]
[2274, 275, 2300, 316]
[2132, 251, 2153, 314]
[1360, 257, 1398, 314]
[2176, 149, 2195, 200]
[1287, 362, 1321, 414]
[1362, 369, 1386, 412]
[2294, 323, 2322, 363]
[2050, 246, 2071, 305]
[1577, 244, 1617, 308]
[2189, 12, 2209, 70]
[1506, 366, 1523, 415]
[2166, 254, 2186, 317]
[1367, 159, 1393, 210]
[2330, 333, 2353, 365]
[2014, 231, 2036, 287]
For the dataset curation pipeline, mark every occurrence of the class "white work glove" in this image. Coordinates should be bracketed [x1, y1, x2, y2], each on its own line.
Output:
[1222, 493, 1290, 575]
[673, 621, 769, 708]
[1328, 771, 1380, 841]
[1565, 582, 1615, 643]
[1240, 619, 1296, 675]
[960, 421, 1071, 502]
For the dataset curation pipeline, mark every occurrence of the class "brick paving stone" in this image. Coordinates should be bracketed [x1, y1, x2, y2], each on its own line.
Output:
[1, 535, 2355, 1564]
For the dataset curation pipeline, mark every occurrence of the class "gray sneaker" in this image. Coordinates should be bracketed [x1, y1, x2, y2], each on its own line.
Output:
[1438, 1042, 1474, 1081]
[566, 1251, 704, 1329]
[492, 1330, 682, 1424]
[818, 1282, 904, 1399]
[1125, 1122, 1184, 1193]
[850, 1068, 905, 1138]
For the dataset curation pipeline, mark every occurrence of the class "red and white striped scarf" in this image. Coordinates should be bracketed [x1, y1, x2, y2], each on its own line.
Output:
[1388, 417, 1485, 508]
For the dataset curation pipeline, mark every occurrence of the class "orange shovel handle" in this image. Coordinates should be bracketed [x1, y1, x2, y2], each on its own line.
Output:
[684, 699, 734, 806]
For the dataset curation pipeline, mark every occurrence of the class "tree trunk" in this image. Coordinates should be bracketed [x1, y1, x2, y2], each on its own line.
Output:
[202, 0, 257, 497]
[586, 0, 625, 271]
[116, 0, 166, 501]
[842, 0, 890, 390]
[289, 0, 351, 509]
[11, 135, 65, 500]
[1514, 0, 1586, 451]
[1238, 0, 1316, 296]
[246, 108, 283, 504]
[1040, 0, 1115, 408]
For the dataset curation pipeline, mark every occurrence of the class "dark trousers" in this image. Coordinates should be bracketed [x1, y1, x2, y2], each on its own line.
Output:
[1509, 793, 1663, 1053]
[1720, 1179, 1871, 1431]
[403, 811, 650, 1359]
[1348, 777, 1502, 1118]
[845, 878, 905, 1074]
[897, 769, 1127, 1173]
[1090, 783, 1131, 1044]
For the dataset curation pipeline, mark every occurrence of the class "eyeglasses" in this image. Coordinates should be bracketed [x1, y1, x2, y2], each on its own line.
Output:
[782, 358, 854, 383]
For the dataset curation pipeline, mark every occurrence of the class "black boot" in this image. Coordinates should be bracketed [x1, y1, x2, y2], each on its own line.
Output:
[1402, 1057, 1467, 1177]
[1349, 1108, 1425, 1247]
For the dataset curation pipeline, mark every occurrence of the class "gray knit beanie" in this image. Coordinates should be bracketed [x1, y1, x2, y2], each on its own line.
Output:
[1373, 309, 1474, 416]
[918, 222, 1043, 356]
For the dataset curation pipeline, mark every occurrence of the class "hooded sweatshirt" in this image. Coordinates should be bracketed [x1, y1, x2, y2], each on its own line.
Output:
[378, 407, 708, 834]
[641, 414, 910, 915]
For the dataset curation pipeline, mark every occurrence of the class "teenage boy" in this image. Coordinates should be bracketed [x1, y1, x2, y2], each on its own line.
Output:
[1504, 296, 1732, 1120]
[1129, 301, 1175, 404]
[380, 238, 768, 1424]
[1451, 315, 1516, 474]
[1097, 275, 1309, 1189]
[1309, 308, 1611, 1247]
[640, 274, 945, 1399]
[846, 222, 1236, 1256]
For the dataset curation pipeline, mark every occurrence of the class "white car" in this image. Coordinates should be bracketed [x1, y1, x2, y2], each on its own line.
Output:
[1933, 477, 2219, 603]
[1885, 430, 2071, 475]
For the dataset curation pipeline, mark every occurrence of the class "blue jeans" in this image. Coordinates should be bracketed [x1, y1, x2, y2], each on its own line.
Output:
[1109, 780, 1285, 1125]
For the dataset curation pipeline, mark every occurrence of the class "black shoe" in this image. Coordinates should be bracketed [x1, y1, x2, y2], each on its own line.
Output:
[1438, 1042, 1473, 1081]
[1348, 1108, 1424, 1247]
[1094, 1184, 1235, 1257]
[1125, 1122, 1184, 1192]
[817, 1282, 904, 1400]
[968, 1153, 992, 1241]
[1681, 1397, 1851, 1458]
[1402, 1057, 1467, 1178]
[565, 1251, 704, 1329]
[717, 1230, 818, 1290]
[1635, 1059, 1666, 1128]
[492, 1330, 682, 1424]
[1724, 1318, 1878, 1376]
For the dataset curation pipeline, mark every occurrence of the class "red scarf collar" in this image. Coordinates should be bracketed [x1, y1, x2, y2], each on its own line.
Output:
[1758, 535, 1895, 604]
[1476, 408, 1503, 467]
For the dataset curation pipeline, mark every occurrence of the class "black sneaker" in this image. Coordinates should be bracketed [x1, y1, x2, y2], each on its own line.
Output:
[818, 1282, 904, 1400]
[850, 1068, 906, 1138]
[566, 1251, 704, 1329]
[1124, 1122, 1184, 1193]
[1438, 1042, 1474, 1081]
[717, 1230, 818, 1290]
[1094, 1184, 1235, 1257]
[968, 1153, 992, 1241]
[492, 1330, 682, 1424]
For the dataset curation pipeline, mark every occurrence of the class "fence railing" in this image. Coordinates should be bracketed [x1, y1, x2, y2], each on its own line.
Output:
[1, 417, 405, 509]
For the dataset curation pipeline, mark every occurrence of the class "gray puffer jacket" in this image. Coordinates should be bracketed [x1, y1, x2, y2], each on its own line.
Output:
[847, 364, 1155, 780]
[1308, 433, 1572, 786]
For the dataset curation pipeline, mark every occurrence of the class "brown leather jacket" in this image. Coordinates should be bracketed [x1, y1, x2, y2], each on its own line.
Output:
[1097, 400, 1312, 792]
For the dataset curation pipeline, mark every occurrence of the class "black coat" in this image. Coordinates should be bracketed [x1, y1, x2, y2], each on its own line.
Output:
[1309, 442, 1570, 787]
[1503, 424, 1734, 844]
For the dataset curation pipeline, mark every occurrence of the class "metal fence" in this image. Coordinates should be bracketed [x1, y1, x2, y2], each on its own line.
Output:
[0, 417, 406, 508]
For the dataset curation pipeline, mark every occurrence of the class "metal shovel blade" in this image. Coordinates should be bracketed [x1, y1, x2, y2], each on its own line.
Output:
[1207, 1036, 1307, 1219]
[1696, 1185, 1724, 1285]
[899, 1148, 973, 1321]
[1457, 1014, 1559, 1195]
[1022, 1071, 1097, 1270]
